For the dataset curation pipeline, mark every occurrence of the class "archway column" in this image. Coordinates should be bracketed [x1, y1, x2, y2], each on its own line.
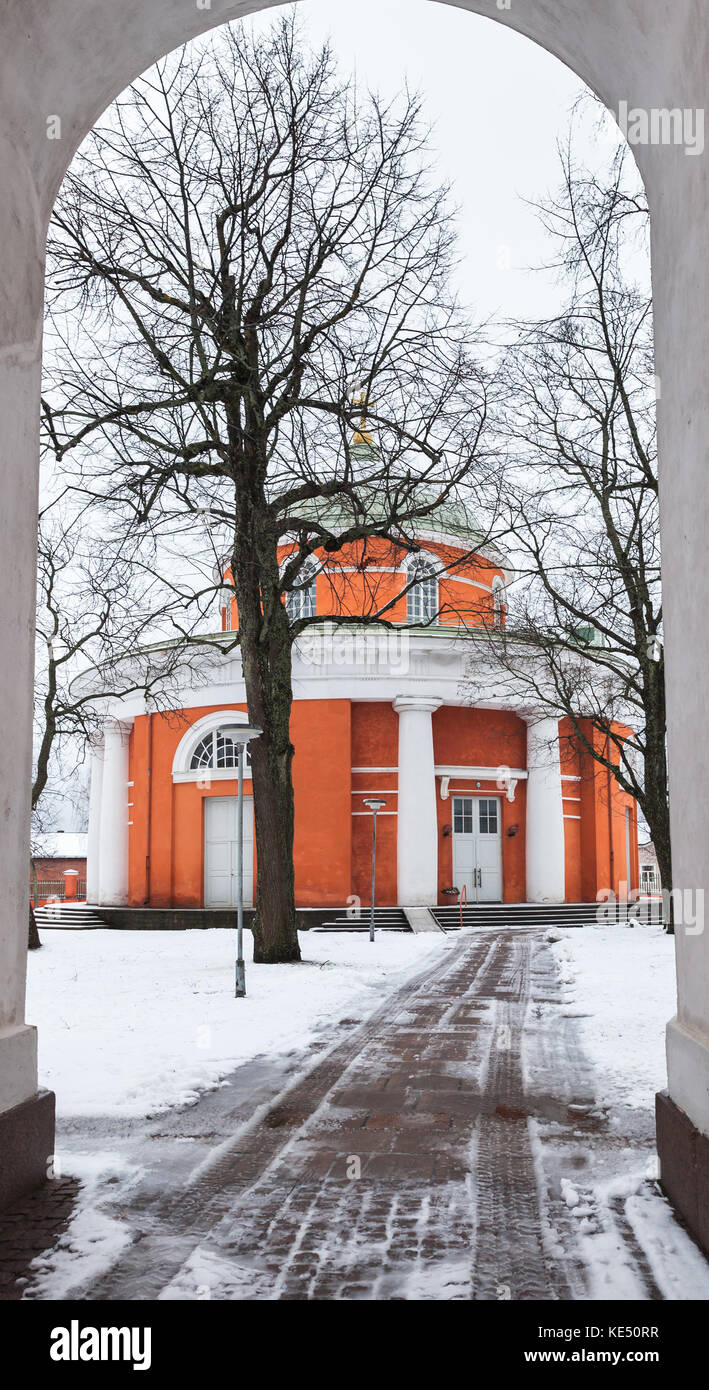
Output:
[98, 718, 133, 906]
[524, 715, 566, 904]
[0, 134, 54, 1207]
[394, 696, 442, 906]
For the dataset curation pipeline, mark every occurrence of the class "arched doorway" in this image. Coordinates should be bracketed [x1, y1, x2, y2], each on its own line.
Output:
[0, 0, 706, 1251]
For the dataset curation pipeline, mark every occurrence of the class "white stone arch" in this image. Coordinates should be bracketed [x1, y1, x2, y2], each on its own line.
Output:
[172, 710, 255, 783]
[2, 0, 708, 1245]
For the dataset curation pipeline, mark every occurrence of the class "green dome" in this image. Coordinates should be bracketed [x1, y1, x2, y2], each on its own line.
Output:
[285, 488, 492, 551]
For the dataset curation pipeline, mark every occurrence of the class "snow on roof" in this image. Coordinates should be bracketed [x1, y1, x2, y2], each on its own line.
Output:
[31, 831, 88, 860]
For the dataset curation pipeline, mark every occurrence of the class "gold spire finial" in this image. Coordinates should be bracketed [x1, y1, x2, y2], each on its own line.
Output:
[352, 388, 373, 448]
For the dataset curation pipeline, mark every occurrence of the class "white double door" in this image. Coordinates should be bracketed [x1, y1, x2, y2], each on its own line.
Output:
[451, 796, 502, 903]
[204, 796, 254, 908]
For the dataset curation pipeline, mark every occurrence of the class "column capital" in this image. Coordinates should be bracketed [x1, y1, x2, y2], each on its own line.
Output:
[103, 715, 134, 744]
[393, 696, 444, 716]
[520, 709, 560, 729]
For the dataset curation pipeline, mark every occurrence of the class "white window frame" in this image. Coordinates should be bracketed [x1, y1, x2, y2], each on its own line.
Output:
[492, 576, 506, 628]
[284, 556, 319, 623]
[189, 729, 251, 774]
[406, 553, 439, 625]
[172, 711, 255, 784]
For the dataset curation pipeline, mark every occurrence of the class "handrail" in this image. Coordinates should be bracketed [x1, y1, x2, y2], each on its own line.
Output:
[459, 883, 468, 931]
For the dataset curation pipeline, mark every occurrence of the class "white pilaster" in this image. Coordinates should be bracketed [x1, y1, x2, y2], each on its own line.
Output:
[98, 718, 132, 906]
[525, 716, 566, 904]
[394, 696, 442, 906]
[86, 738, 105, 904]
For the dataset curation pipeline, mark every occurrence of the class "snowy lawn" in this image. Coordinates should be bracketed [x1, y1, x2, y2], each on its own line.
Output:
[549, 921, 675, 1110]
[26, 927, 449, 1119]
[537, 924, 709, 1300]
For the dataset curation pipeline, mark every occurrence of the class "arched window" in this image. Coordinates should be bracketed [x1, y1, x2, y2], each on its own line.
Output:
[406, 555, 439, 624]
[492, 576, 506, 628]
[190, 729, 251, 772]
[284, 558, 318, 623]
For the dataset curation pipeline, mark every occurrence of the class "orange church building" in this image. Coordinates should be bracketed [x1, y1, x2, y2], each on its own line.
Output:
[84, 502, 638, 912]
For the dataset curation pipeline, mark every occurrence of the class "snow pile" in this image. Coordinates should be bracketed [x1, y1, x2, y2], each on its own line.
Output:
[26, 927, 450, 1119]
[549, 922, 674, 1110]
[27, 1152, 137, 1299]
[535, 924, 709, 1299]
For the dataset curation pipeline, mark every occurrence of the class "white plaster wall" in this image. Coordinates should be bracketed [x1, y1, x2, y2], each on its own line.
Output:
[1, 1, 708, 1135]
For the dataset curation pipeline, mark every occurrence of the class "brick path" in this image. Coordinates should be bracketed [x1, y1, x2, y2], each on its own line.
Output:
[0, 1179, 80, 1301]
[0, 929, 670, 1300]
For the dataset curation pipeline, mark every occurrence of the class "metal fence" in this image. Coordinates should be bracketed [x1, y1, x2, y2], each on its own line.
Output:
[30, 880, 87, 901]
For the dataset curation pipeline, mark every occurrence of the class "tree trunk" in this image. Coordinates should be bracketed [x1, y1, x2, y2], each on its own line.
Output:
[231, 502, 301, 965]
[642, 660, 673, 932]
[240, 621, 301, 963]
[28, 902, 42, 951]
[648, 797, 673, 934]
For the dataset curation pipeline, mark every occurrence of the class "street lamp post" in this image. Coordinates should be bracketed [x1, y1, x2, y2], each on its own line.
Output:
[221, 722, 263, 997]
[362, 799, 386, 942]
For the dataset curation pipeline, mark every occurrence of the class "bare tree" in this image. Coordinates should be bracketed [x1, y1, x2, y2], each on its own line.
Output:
[41, 15, 489, 962]
[477, 144, 669, 906]
[33, 502, 196, 815]
[30, 494, 210, 946]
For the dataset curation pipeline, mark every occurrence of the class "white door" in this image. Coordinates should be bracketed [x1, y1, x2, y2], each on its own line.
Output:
[204, 796, 254, 908]
[452, 796, 502, 903]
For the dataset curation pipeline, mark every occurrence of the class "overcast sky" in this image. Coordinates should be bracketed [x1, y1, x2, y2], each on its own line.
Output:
[251, 0, 630, 324]
[44, 2, 642, 830]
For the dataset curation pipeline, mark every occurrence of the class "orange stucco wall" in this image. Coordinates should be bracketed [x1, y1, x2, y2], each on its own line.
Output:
[292, 700, 352, 906]
[350, 702, 398, 905]
[129, 701, 354, 909]
[222, 535, 506, 632]
[129, 704, 256, 908]
[127, 701, 638, 909]
[560, 717, 639, 902]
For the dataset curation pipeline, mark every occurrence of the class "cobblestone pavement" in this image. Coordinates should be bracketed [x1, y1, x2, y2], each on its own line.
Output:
[0, 929, 683, 1300]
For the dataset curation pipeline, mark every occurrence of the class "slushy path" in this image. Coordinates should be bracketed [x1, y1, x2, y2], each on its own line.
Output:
[2, 929, 705, 1300]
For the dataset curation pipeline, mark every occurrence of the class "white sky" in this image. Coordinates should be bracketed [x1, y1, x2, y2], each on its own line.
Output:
[45, 1, 639, 831]
[255, 0, 628, 323]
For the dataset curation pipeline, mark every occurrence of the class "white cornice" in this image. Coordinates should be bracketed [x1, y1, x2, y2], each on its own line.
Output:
[435, 766, 528, 780]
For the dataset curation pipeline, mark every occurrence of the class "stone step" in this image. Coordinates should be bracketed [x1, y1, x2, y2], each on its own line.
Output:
[312, 908, 411, 933]
[34, 904, 105, 929]
[432, 901, 665, 932]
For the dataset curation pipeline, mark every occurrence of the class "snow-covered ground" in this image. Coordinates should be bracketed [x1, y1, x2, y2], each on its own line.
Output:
[529, 923, 709, 1301]
[549, 921, 675, 1111]
[22, 920, 707, 1302]
[27, 926, 450, 1118]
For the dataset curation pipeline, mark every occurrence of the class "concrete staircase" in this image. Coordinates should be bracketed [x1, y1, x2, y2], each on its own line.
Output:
[33, 902, 105, 930]
[432, 901, 666, 932]
[311, 907, 412, 933]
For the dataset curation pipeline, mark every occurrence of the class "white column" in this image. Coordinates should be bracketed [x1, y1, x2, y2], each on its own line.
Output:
[525, 716, 565, 904]
[98, 718, 132, 906]
[86, 738, 104, 904]
[0, 143, 45, 1123]
[394, 696, 442, 907]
